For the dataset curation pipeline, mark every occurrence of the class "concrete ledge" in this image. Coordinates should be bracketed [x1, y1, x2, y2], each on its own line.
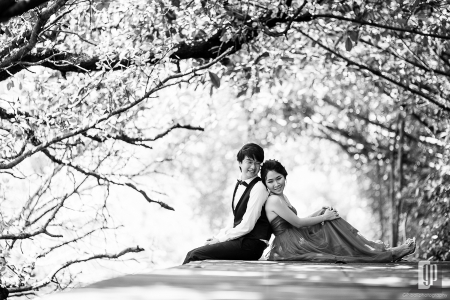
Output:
[41, 261, 450, 300]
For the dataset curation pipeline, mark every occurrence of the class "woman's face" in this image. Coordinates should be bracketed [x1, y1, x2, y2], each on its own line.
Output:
[265, 170, 286, 195]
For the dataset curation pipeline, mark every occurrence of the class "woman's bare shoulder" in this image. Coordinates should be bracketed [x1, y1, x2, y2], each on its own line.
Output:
[266, 194, 283, 206]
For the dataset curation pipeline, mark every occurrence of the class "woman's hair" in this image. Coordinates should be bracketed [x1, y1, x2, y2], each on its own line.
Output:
[236, 143, 264, 163]
[261, 160, 288, 186]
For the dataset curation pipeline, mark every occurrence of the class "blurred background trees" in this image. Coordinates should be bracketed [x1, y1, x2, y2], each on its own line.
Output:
[0, 0, 449, 297]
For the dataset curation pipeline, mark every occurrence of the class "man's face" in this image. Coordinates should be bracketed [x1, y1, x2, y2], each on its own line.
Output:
[239, 156, 261, 180]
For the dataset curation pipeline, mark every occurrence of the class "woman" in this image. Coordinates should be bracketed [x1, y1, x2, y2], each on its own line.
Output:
[262, 159, 416, 263]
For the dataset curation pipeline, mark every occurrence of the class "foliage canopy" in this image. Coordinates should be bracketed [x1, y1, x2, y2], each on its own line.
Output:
[0, 0, 449, 297]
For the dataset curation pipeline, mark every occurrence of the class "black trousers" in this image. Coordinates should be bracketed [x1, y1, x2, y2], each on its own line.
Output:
[183, 238, 267, 265]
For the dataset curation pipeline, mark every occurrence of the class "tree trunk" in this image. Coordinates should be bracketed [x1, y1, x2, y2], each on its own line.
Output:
[396, 117, 405, 244]
[390, 120, 399, 247]
[376, 161, 385, 241]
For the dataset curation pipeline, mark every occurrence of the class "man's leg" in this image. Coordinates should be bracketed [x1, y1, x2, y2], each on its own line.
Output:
[183, 239, 266, 265]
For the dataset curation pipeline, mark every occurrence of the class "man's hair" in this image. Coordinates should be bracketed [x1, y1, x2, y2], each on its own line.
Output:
[236, 143, 264, 163]
[261, 159, 288, 186]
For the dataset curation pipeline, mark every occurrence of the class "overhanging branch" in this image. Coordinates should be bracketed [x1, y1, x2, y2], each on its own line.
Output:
[310, 14, 450, 41]
[82, 123, 204, 147]
[0, 0, 50, 22]
[42, 149, 175, 210]
[297, 29, 450, 112]
[8, 245, 144, 294]
[0, 48, 231, 170]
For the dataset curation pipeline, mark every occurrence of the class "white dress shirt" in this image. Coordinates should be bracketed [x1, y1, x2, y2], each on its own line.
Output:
[214, 175, 269, 243]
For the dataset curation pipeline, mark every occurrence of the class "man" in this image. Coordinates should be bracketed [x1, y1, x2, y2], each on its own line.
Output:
[183, 143, 272, 264]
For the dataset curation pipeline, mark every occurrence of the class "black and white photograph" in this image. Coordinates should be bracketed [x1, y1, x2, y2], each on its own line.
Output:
[0, 0, 449, 299]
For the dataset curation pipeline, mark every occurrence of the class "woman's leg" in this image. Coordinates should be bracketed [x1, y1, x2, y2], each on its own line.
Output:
[391, 238, 416, 261]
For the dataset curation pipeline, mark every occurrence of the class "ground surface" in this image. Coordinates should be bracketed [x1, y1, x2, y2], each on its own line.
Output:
[41, 260, 450, 300]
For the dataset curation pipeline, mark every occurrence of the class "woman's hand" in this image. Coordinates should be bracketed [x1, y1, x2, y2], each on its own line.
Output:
[322, 206, 336, 211]
[323, 208, 340, 221]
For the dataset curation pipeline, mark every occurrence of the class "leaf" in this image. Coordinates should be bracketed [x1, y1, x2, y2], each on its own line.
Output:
[281, 57, 294, 62]
[411, 0, 420, 11]
[352, 3, 360, 16]
[220, 57, 234, 67]
[397, 18, 407, 27]
[209, 71, 220, 88]
[220, 31, 231, 43]
[251, 86, 260, 95]
[4, 26, 11, 37]
[345, 37, 353, 51]
[349, 31, 359, 42]
[373, 33, 381, 42]
[254, 52, 269, 65]
[194, 29, 207, 40]
[237, 88, 247, 98]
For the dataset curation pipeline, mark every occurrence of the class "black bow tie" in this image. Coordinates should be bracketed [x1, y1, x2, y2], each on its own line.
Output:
[237, 180, 249, 187]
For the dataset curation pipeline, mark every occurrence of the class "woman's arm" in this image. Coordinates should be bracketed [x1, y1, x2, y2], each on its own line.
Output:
[266, 195, 339, 228]
[307, 206, 336, 217]
[307, 208, 324, 217]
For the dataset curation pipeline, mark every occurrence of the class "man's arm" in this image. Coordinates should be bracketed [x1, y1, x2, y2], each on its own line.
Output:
[215, 182, 268, 243]
[212, 222, 233, 243]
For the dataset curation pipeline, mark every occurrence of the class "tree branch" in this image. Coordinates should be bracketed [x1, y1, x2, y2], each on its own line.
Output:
[0, 23, 250, 81]
[8, 246, 145, 294]
[297, 29, 450, 112]
[0, 48, 232, 170]
[320, 95, 440, 147]
[82, 123, 203, 147]
[0, 0, 68, 72]
[2, 2, 448, 83]
[42, 149, 175, 210]
[143, 123, 204, 142]
[311, 14, 450, 41]
[0, 0, 50, 22]
[0, 196, 64, 240]
[36, 226, 115, 259]
[0, 175, 87, 240]
[360, 38, 450, 78]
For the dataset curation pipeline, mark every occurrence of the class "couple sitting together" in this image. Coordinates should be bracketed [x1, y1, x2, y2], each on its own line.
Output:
[183, 143, 416, 264]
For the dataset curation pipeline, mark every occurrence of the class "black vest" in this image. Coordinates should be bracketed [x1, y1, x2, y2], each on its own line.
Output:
[232, 177, 272, 241]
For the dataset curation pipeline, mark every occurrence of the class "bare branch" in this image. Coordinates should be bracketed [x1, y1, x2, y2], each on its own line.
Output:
[8, 246, 145, 294]
[8, 291, 36, 298]
[28, 202, 60, 226]
[145, 123, 204, 142]
[0, 175, 88, 240]
[18, 165, 63, 226]
[82, 123, 203, 148]
[42, 149, 175, 210]
[0, 170, 25, 179]
[36, 226, 115, 259]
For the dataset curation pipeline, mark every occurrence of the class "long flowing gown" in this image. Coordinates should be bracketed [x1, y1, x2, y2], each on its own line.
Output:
[268, 207, 393, 262]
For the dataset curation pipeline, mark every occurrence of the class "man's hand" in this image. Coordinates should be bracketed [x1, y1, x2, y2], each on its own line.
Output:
[205, 237, 219, 245]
